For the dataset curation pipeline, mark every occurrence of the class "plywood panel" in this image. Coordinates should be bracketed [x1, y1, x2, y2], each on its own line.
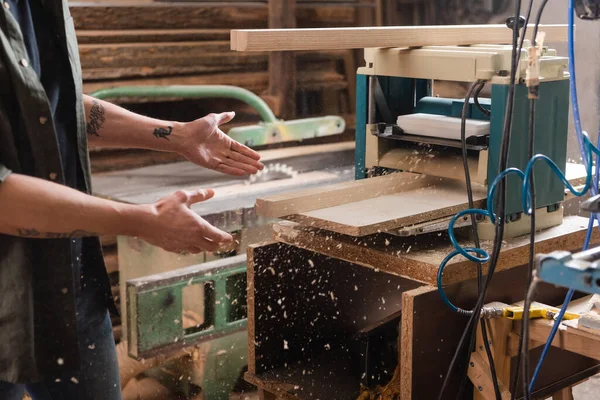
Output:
[274, 216, 598, 285]
[231, 24, 568, 52]
[289, 178, 486, 236]
[256, 172, 434, 218]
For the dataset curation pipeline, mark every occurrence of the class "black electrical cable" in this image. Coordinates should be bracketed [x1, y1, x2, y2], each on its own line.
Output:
[454, 80, 502, 400]
[522, 99, 536, 400]
[521, 275, 540, 400]
[532, 0, 551, 46]
[510, 2, 549, 397]
[473, 84, 491, 117]
[437, 1, 524, 397]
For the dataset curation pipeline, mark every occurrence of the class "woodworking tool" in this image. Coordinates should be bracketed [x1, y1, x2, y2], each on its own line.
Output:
[481, 305, 580, 320]
[91, 85, 346, 147]
[245, 162, 298, 185]
[536, 247, 600, 295]
[103, 143, 356, 400]
[126, 254, 248, 360]
[536, 195, 600, 295]
[355, 41, 570, 237]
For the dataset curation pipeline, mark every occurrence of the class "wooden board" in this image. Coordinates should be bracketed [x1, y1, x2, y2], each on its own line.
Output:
[512, 296, 600, 362]
[230, 24, 569, 52]
[288, 177, 487, 236]
[76, 29, 231, 44]
[256, 172, 435, 218]
[81, 49, 351, 81]
[273, 216, 599, 285]
[70, 2, 355, 30]
[82, 69, 346, 95]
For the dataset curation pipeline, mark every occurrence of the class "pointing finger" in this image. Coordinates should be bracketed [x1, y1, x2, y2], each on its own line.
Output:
[187, 188, 215, 205]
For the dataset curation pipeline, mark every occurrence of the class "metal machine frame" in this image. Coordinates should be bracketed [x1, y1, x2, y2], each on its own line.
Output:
[354, 43, 570, 220]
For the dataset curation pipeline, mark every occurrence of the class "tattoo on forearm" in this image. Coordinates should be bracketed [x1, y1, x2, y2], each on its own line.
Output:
[87, 100, 105, 137]
[17, 229, 98, 239]
[153, 126, 173, 140]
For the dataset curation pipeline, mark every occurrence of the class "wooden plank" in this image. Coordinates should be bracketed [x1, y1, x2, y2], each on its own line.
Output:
[268, 0, 296, 120]
[79, 41, 239, 68]
[468, 352, 511, 400]
[82, 69, 346, 95]
[82, 65, 252, 81]
[76, 29, 230, 44]
[513, 297, 600, 362]
[81, 49, 350, 80]
[70, 2, 355, 30]
[256, 172, 433, 218]
[288, 177, 487, 236]
[273, 216, 599, 285]
[230, 24, 569, 52]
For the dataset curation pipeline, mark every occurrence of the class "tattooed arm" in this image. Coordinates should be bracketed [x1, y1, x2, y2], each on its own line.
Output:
[83, 95, 263, 176]
[0, 173, 232, 252]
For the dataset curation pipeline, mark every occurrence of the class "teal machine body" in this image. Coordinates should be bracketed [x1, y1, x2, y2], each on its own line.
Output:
[354, 44, 570, 218]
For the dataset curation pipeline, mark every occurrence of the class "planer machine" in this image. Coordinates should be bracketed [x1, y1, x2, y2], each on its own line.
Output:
[355, 41, 570, 238]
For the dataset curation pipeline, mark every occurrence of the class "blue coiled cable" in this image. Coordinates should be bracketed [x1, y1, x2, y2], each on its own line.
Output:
[437, 135, 599, 313]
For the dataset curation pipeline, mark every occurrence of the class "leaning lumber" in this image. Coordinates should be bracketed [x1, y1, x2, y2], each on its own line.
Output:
[230, 24, 569, 52]
[69, 2, 355, 30]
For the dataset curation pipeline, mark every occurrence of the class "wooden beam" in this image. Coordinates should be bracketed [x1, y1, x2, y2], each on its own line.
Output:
[82, 69, 346, 95]
[81, 50, 350, 81]
[231, 24, 569, 52]
[268, 0, 296, 119]
[70, 2, 355, 30]
[513, 297, 600, 362]
[76, 29, 231, 44]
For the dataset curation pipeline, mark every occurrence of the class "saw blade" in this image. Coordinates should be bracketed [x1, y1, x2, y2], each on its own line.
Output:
[245, 163, 299, 185]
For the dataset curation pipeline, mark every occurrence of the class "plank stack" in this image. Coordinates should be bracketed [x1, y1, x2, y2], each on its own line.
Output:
[71, 1, 363, 173]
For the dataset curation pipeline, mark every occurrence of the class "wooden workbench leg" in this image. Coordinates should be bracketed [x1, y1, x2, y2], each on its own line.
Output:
[552, 386, 575, 400]
[469, 307, 513, 400]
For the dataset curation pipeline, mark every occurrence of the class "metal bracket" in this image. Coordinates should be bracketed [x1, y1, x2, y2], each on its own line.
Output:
[227, 116, 345, 147]
[126, 255, 248, 359]
[537, 248, 600, 295]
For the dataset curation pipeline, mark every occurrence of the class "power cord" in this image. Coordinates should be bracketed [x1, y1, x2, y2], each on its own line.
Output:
[457, 80, 503, 400]
[437, 2, 523, 398]
[510, 1, 546, 396]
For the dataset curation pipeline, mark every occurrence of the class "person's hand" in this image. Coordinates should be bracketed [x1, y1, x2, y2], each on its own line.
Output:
[136, 188, 232, 254]
[175, 112, 264, 176]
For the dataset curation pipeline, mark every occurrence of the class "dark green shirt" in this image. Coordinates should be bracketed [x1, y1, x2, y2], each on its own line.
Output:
[0, 0, 114, 383]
